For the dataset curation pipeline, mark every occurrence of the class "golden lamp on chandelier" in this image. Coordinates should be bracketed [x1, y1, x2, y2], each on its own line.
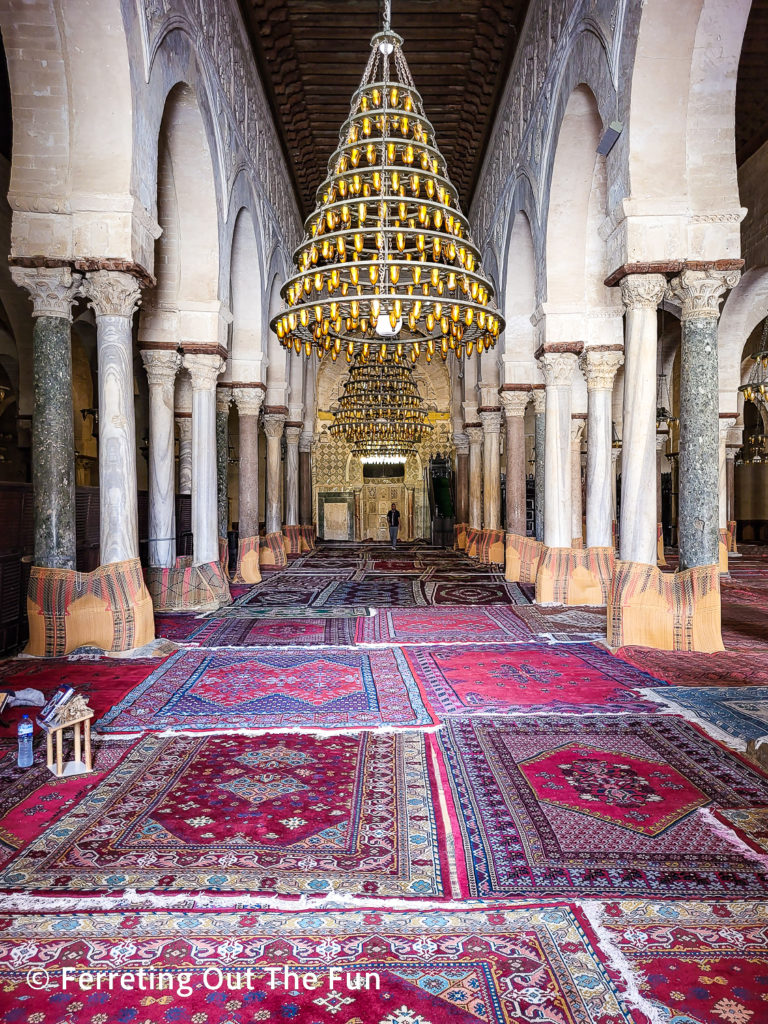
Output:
[269, 2, 504, 365]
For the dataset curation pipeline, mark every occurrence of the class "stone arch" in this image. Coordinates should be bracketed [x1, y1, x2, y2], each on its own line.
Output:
[626, 0, 750, 257]
[265, 270, 288, 407]
[718, 268, 768, 414]
[229, 207, 263, 384]
[502, 209, 538, 384]
[544, 85, 606, 309]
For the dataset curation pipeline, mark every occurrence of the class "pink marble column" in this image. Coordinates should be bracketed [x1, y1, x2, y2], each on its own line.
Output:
[500, 389, 529, 534]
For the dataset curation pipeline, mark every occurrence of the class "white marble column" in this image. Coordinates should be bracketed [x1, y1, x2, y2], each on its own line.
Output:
[479, 408, 502, 530]
[718, 416, 737, 530]
[538, 349, 579, 548]
[184, 353, 225, 565]
[233, 387, 264, 539]
[726, 445, 737, 524]
[500, 390, 529, 535]
[465, 424, 484, 530]
[668, 268, 740, 570]
[532, 388, 545, 541]
[656, 432, 668, 525]
[263, 411, 286, 535]
[570, 415, 586, 545]
[611, 447, 620, 524]
[618, 274, 666, 565]
[284, 423, 302, 527]
[299, 431, 314, 526]
[579, 348, 624, 548]
[82, 271, 143, 565]
[177, 417, 192, 495]
[141, 350, 181, 568]
[453, 432, 469, 525]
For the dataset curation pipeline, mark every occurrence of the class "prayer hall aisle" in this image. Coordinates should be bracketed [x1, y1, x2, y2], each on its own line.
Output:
[1, 541, 768, 1024]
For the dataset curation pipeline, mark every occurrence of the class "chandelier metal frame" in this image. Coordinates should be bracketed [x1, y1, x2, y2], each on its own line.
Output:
[270, 3, 504, 366]
[739, 317, 768, 412]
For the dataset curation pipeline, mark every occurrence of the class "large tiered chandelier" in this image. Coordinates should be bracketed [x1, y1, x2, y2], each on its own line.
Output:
[739, 318, 768, 412]
[330, 357, 430, 460]
[270, 2, 504, 365]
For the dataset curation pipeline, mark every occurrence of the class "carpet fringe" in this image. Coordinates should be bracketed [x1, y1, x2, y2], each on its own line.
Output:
[636, 688, 748, 751]
[698, 807, 768, 869]
[578, 900, 670, 1024]
[150, 724, 444, 738]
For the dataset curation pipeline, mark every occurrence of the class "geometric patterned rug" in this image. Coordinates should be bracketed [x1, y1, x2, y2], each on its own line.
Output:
[403, 643, 664, 715]
[597, 899, 768, 1024]
[356, 605, 533, 644]
[714, 807, 768, 854]
[0, 731, 456, 898]
[94, 647, 437, 732]
[654, 685, 768, 743]
[437, 715, 768, 898]
[0, 905, 645, 1023]
[164, 615, 358, 647]
[615, 648, 768, 688]
[510, 603, 607, 641]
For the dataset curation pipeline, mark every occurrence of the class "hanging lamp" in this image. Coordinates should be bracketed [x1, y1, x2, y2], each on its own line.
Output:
[739, 318, 768, 412]
[270, 0, 504, 365]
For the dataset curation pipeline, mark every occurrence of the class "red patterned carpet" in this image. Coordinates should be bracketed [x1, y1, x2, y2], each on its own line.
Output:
[2, 540, 768, 1023]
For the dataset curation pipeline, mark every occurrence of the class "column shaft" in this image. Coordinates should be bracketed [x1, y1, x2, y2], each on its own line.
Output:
[669, 269, 739, 570]
[177, 417, 192, 495]
[185, 353, 225, 565]
[264, 412, 286, 534]
[480, 409, 502, 530]
[466, 425, 483, 530]
[216, 389, 231, 540]
[299, 436, 313, 525]
[538, 351, 578, 548]
[619, 275, 666, 564]
[500, 391, 529, 535]
[570, 417, 585, 544]
[234, 387, 265, 540]
[718, 419, 736, 529]
[284, 424, 302, 526]
[533, 390, 545, 542]
[83, 271, 142, 566]
[580, 348, 623, 549]
[454, 435, 469, 523]
[141, 350, 181, 568]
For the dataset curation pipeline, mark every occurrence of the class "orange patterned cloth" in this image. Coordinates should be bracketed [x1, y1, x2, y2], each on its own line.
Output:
[219, 537, 230, 580]
[608, 560, 723, 652]
[474, 529, 505, 565]
[232, 535, 262, 584]
[299, 524, 316, 551]
[718, 530, 730, 574]
[657, 523, 666, 567]
[465, 527, 483, 559]
[27, 558, 155, 657]
[283, 525, 303, 556]
[505, 534, 543, 584]
[259, 531, 288, 567]
[726, 520, 738, 553]
[454, 522, 468, 551]
[145, 560, 232, 613]
[535, 547, 615, 607]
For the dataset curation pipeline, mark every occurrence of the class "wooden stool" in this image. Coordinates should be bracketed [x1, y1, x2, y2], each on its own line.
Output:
[39, 699, 94, 778]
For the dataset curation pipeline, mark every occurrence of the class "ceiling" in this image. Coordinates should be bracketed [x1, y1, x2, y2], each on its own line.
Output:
[239, 0, 531, 220]
[736, 0, 768, 165]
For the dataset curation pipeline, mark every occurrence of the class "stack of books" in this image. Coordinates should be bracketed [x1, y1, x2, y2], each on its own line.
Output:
[37, 686, 76, 727]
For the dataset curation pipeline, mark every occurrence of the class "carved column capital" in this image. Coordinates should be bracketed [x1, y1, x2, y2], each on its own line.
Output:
[538, 350, 578, 388]
[579, 348, 624, 391]
[465, 425, 484, 446]
[141, 349, 182, 392]
[656, 431, 669, 453]
[176, 416, 192, 442]
[479, 409, 503, 434]
[263, 412, 286, 439]
[284, 424, 303, 445]
[619, 273, 666, 311]
[453, 431, 469, 455]
[667, 269, 741, 321]
[216, 386, 233, 415]
[718, 415, 737, 439]
[82, 270, 142, 318]
[10, 265, 82, 320]
[233, 386, 265, 417]
[183, 352, 225, 392]
[299, 432, 315, 453]
[532, 388, 546, 415]
[500, 390, 530, 418]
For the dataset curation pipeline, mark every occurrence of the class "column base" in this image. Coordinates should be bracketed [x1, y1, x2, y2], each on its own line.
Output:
[283, 525, 303, 556]
[657, 524, 667, 567]
[454, 523, 468, 550]
[718, 533, 729, 576]
[232, 536, 262, 584]
[145, 561, 232, 613]
[534, 547, 615, 606]
[571, 536, 584, 550]
[607, 560, 723, 652]
[505, 533, 543, 584]
[465, 528, 504, 564]
[259, 531, 288, 568]
[26, 558, 155, 657]
[726, 520, 739, 555]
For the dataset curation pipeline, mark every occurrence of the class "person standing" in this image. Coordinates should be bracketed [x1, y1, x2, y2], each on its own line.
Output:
[387, 502, 401, 549]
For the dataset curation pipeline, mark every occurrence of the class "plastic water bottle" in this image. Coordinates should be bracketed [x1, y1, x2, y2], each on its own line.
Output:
[17, 715, 33, 769]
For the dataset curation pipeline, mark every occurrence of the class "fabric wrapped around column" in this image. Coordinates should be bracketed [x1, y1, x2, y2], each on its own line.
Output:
[27, 559, 154, 657]
[534, 547, 615, 606]
[474, 529, 505, 564]
[505, 534, 544, 584]
[283, 524, 303, 556]
[232, 536, 262, 584]
[726, 520, 738, 553]
[299, 524, 316, 551]
[145, 561, 231, 613]
[454, 523, 468, 550]
[718, 530, 729, 575]
[259, 531, 288, 567]
[657, 524, 666, 567]
[607, 560, 723, 652]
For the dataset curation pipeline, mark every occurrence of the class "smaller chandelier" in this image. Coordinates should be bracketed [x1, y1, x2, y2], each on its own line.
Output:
[739, 320, 768, 411]
[360, 452, 408, 465]
[656, 373, 678, 430]
[330, 356, 431, 449]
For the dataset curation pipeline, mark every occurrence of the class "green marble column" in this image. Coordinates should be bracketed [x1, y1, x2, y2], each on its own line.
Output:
[216, 389, 231, 540]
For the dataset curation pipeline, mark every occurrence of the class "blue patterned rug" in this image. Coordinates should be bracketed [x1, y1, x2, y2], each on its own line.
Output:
[656, 685, 768, 744]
